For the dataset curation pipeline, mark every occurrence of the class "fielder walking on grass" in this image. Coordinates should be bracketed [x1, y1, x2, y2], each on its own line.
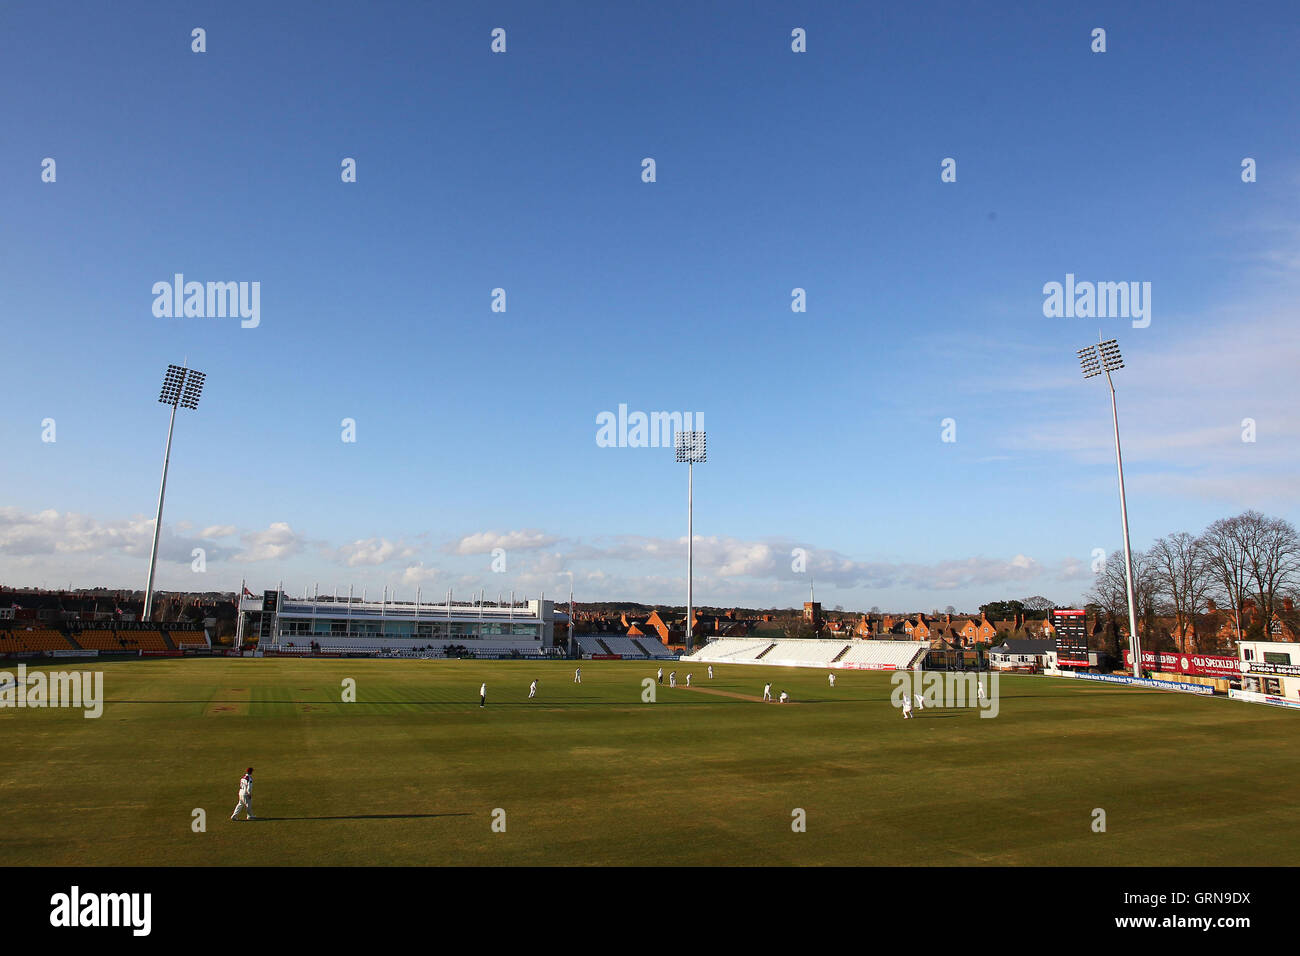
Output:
[230, 767, 255, 821]
[529, 679, 538, 699]
[574, 667, 581, 684]
[480, 682, 487, 707]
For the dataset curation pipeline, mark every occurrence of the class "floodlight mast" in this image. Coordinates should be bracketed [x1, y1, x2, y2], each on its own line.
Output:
[142, 363, 205, 621]
[1079, 335, 1141, 677]
[676, 431, 706, 653]
[560, 570, 575, 658]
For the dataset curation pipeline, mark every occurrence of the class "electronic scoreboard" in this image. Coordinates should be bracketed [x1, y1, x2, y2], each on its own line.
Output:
[1052, 608, 1089, 667]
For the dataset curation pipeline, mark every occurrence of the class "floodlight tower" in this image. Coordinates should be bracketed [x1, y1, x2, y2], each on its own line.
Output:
[675, 430, 706, 653]
[142, 363, 206, 621]
[560, 570, 576, 657]
[1077, 336, 1141, 677]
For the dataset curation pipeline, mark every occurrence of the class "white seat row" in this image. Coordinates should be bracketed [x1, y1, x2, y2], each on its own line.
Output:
[683, 637, 926, 670]
[838, 641, 927, 668]
[683, 639, 774, 662]
[762, 641, 850, 665]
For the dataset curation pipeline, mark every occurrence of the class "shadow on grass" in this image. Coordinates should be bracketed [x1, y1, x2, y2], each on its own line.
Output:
[247, 813, 472, 822]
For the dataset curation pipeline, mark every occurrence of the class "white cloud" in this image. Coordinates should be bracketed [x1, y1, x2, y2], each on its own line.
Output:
[234, 522, 303, 563]
[333, 537, 418, 567]
[400, 563, 442, 587]
[0, 507, 233, 563]
[447, 530, 559, 555]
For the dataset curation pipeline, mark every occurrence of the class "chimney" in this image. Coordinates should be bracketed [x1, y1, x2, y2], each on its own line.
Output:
[1285, 597, 1295, 613]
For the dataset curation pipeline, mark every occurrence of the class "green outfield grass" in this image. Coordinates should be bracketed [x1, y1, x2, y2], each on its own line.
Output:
[0, 658, 1296, 866]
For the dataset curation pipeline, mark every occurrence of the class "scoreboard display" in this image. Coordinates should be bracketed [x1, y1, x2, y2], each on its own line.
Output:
[1052, 608, 1089, 667]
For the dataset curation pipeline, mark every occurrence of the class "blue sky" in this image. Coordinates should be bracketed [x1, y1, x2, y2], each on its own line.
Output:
[1, 0, 1297, 611]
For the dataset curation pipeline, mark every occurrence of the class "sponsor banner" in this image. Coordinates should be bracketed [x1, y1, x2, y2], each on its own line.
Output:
[184, 647, 213, 656]
[48, 649, 99, 658]
[1124, 650, 1240, 679]
[836, 662, 908, 671]
[1243, 660, 1300, 677]
[142, 650, 184, 657]
[1229, 688, 1300, 710]
[1059, 671, 1215, 695]
[591, 654, 620, 660]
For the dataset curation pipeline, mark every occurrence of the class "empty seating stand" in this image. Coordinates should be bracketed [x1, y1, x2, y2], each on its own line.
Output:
[73, 629, 170, 652]
[685, 639, 776, 663]
[0, 627, 74, 655]
[168, 629, 210, 649]
[684, 637, 927, 670]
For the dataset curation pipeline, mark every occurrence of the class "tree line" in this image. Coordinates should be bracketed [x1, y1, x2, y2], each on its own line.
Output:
[1087, 510, 1300, 652]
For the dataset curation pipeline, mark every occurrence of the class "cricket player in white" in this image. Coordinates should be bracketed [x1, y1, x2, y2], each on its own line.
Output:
[976, 681, 986, 699]
[528, 679, 538, 699]
[779, 691, 789, 703]
[657, 667, 663, 684]
[230, 767, 255, 821]
[574, 667, 581, 683]
[914, 693, 926, 710]
[763, 682, 772, 702]
[686, 673, 692, 686]
[901, 696, 914, 719]
[707, 665, 713, 680]
[828, 672, 836, 687]
[669, 671, 676, 688]
[480, 683, 487, 707]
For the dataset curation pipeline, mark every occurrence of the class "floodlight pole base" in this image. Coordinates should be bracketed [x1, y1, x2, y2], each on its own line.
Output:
[142, 401, 178, 622]
[686, 461, 693, 654]
[1105, 370, 1141, 678]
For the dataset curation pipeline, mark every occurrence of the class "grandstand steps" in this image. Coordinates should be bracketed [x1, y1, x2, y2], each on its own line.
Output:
[596, 638, 615, 655]
[630, 638, 652, 658]
[64, 631, 84, 650]
[754, 643, 777, 659]
[831, 644, 851, 663]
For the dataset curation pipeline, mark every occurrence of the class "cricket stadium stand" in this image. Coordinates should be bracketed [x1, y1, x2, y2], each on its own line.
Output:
[683, 637, 927, 670]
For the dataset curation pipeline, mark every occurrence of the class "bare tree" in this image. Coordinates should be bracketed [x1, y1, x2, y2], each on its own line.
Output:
[1088, 549, 1129, 627]
[1149, 532, 1214, 652]
[1021, 595, 1055, 614]
[1202, 515, 1252, 643]
[1237, 511, 1300, 635]
[1088, 548, 1159, 643]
